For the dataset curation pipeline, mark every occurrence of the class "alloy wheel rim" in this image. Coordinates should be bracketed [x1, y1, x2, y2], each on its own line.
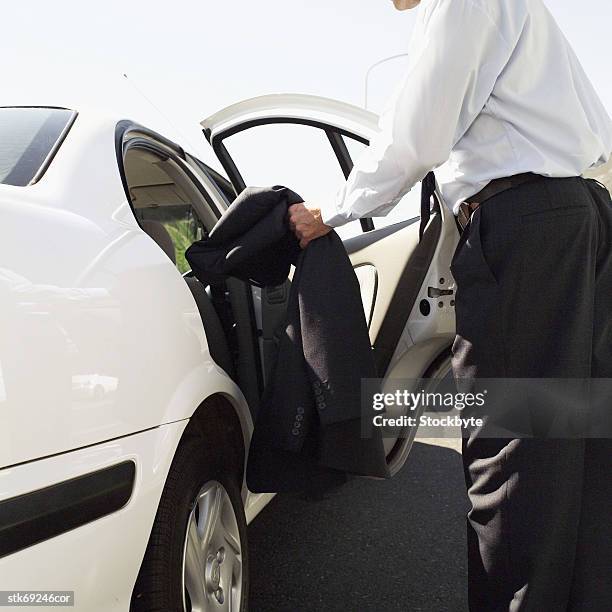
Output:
[182, 480, 242, 611]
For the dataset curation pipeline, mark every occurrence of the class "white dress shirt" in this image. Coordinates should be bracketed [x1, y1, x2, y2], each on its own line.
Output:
[321, 0, 612, 226]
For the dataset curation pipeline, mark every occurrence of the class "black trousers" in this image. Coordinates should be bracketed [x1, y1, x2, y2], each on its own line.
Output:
[450, 177, 612, 611]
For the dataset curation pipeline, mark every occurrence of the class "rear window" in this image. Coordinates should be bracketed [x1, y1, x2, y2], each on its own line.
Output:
[0, 107, 76, 186]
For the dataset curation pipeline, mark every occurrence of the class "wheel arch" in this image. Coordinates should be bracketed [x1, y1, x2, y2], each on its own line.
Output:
[130, 396, 251, 611]
[185, 393, 248, 489]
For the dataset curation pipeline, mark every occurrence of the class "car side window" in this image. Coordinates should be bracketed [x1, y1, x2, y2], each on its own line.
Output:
[221, 123, 365, 241]
[123, 147, 214, 273]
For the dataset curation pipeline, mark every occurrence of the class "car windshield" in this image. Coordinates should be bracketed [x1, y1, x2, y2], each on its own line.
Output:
[0, 107, 76, 187]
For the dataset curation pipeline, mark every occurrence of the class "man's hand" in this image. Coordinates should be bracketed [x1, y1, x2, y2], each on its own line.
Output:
[288, 203, 333, 249]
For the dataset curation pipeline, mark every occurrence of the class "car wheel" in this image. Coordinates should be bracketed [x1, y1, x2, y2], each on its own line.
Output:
[131, 431, 248, 612]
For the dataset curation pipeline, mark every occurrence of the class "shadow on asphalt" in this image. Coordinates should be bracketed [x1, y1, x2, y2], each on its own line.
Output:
[248, 441, 469, 612]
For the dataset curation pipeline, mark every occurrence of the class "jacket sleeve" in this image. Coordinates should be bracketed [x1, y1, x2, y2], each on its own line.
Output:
[320, 0, 515, 227]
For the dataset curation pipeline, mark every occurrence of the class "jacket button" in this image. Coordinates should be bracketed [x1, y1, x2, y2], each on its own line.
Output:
[292, 428, 300, 436]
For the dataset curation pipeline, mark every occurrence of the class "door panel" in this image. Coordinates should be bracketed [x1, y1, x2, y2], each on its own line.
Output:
[346, 219, 424, 346]
[202, 94, 458, 474]
[345, 211, 457, 467]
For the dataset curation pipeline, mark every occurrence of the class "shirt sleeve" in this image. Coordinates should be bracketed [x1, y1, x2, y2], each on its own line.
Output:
[320, 0, 515, 227]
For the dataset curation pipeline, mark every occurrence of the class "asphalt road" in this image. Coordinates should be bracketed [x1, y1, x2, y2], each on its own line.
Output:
[248, 440, 469, 612]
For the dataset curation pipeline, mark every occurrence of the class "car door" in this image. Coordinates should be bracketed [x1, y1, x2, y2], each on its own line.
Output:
[201, 94, 459, 474]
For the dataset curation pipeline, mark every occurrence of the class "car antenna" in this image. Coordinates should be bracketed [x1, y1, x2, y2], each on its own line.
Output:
[122, 72, 199, 153]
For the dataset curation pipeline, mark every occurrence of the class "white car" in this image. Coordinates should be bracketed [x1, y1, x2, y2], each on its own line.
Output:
[0, 97, 459, 612]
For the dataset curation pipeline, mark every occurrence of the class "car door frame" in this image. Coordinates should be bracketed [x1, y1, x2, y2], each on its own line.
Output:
[203, 96, 376, 232]
[115, 120, 266, 411]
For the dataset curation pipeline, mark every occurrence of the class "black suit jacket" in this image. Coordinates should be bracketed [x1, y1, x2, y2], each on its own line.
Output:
[186, 186, 389, 493]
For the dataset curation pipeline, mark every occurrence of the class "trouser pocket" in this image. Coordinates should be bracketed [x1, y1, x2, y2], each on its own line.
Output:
[450, 207, 499, 287]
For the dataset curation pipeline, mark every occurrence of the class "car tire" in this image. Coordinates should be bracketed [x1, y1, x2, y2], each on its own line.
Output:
[131, 428, 249, 612]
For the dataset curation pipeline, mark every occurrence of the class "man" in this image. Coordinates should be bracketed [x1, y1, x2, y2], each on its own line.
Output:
[288, 0, 612, 610]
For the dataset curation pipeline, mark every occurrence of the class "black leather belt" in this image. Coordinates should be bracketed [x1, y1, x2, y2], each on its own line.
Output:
[457, 172, 544, 231]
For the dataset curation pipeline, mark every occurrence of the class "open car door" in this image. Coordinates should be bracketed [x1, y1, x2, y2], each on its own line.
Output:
[202, 94, 459, 475]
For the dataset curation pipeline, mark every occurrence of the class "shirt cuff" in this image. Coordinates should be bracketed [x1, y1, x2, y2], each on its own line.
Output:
[319, 185, 351, 228]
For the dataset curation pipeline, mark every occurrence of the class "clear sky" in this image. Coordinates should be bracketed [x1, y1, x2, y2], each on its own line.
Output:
[2, 0, 611, 219]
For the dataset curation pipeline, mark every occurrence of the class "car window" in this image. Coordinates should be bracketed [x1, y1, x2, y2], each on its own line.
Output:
[0, 107, 76, 187]
[222, 123, 364, 240]
[123, 147, 210, 274]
